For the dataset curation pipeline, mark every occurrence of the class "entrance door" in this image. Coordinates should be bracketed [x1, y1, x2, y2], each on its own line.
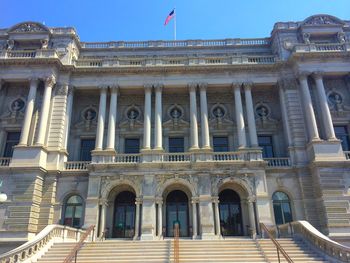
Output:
[113, 191, 136, 238]
[219, 189, 243, 236]
[166, 190, 189, 237]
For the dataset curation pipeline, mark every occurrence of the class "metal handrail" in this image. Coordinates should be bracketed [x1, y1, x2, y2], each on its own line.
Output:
[63, 225, 95, 263]
[173, 223, 180, 263]
[260, 222, 294, 263]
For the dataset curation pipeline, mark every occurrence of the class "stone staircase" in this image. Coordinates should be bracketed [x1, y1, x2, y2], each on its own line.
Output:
[36, 238, 330, 263]
[257, 238, 330, 263]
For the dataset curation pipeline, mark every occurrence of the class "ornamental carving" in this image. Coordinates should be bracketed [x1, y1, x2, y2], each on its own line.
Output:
[9, 22, 49, 33]
[155, 174, 198, 197]
[303, 15, 342, 26]
[209, 103, 232, 129]
[255, 102, 278, 129]
[100, 175, 143, 199]
[210, 174, 255, 196]
[75, 105, 98, 131]
[119, 105, 143, 130]
[164, 104, 188, 130]
[0, 97, 26, 123]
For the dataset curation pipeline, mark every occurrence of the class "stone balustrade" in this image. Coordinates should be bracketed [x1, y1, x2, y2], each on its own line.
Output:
[0, 158, 11, 167]
[80, 38, 270, 49]
[293, 43, 350, 53]
[264, 157, 291, 167]
[114, 154, 141, 163]
[277, 221, 350, 262]
[0, 224, 87, 263]
[0, 49, 59, 59]
[65, 161, 91, 170]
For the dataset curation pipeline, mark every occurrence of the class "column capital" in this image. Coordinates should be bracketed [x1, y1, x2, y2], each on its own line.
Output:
[188, 82, 197, 92]
[199, 82, 208, 91]
[232, 82, 242, 91]
[313, 71, 324, 80]
[109, 84, 119, 93]
[44, 75, 56, 87]
[144, 83, 153, 92]
[68, 85, 75, 96]
[28, 77, 39, 85]
[99, 85, 108, 92]
[243, 82, 253, 90]
[297, 71, 311, 81]
[154, 83, 163, 92]
[247, 195, 257, 203]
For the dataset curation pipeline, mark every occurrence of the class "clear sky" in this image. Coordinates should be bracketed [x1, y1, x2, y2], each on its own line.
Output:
[2, 0, 349, 41]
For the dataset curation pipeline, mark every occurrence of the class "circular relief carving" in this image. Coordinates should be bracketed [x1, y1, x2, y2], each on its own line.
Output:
[11, 98, 25, 112]
[212, 105, 225, 118]
[83, 108, 97, 121]
[127, 108, 140, 120]
[255, 104, 269, 118]
[169, 106, 182, 119]
[328, 92, 343, 106]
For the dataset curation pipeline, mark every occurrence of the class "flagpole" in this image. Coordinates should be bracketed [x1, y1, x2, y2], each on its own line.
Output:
[174, 8, 177, 41]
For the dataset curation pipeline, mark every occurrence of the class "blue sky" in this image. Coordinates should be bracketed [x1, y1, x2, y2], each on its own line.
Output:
[2, 0, 349, 41]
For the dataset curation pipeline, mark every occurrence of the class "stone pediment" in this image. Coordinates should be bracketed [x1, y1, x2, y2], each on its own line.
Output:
[301, 15, 344, 27]
[8, 22, 50, 34]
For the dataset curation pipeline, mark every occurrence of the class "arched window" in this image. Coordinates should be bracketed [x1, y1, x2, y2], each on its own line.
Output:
[63, 195, 84, 228]
[272, 191, 292, 225]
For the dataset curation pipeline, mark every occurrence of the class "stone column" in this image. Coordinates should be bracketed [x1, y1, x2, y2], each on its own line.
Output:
[214, 199, 221, 236]
[189, 83, 199, 150]
[134, 199, 141, 240]
[106, 85, 119, 151]
[233, 83, 247, 148]
[313, 72, 336, 140]
[63, 86, 74, 150]
[154, 84, 163, 150]
[142, 84, 152, 150]
[192, 199, 198, 239]
[157, 200, 163, 238]
[298, 72, 320, 141]
[248, 198, 256, 238]
[243, 83, 258, 147]
[19, 78, 39, 146]
[99, 201, 107, 238]
[278, 81, 293, 147]
[199, 83, 211, 149]
[95, 86, 108, 150]
[35, 76, 55, 145]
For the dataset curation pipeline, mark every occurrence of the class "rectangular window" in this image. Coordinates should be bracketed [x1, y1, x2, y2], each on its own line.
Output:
[124, 138, 140, 154]
[213, 137, 229, 152]
[334, 126, 350, 151]
[80, 138, 95, 161]
[258, 135, 274, 158]
[3, 132, 20, 157]
[169, 137, 184, 153]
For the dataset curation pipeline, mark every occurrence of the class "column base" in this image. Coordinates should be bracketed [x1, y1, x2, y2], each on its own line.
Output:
[91, 149, 116, 163]
[188, 146, 200, 152]
[11, 145, 48, 168]
[306, 139, 345, 161]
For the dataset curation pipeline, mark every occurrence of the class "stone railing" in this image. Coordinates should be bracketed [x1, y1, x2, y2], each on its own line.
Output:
[293, 43, 350, 53]
[264, 158, 291, 167]
[160, 153, 192, 162]
[0, 224, 87, 263]
[344, 151, 350, 160]
[51, 27, 77, 35]
[75, 55, 276, 68]
[114, 154, 141, 163]
[277, 221, 350, 262]
[65, 161, 91, 170]
[0, 49, 59, 59]
[0, 158, 11, 167]
[80, 38, 270, 49]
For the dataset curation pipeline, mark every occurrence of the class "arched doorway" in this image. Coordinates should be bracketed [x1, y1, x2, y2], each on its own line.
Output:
[113, 191, 136, 238]
[166, 190, 189, 237]
[219, 189, 243, 236]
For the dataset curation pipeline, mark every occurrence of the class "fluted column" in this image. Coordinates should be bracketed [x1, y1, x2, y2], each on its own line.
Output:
[35, 76, 55, 146]
[99, 201, 107, 238]
[134, 199, 141, 240]
[95, 86, 108, 150]
[63, 86, 74, 150]
[154, 84, 163, 150]
[313, 72, 336, 140]
[189, 83, 199, 150]
[248, 199, 256, 238]
[233, 83, 247, 148]
[157, 200, 163, 238]
[192, 200, 198, 239]
[244, 83, 258, 147]
[298, 72, 320, 141]
[214, 199, 221, 236]
[143, 84, 152, 150]
[199, 83, 211, 149]
[19, 78, 39, 146]
[106, 85, 119, 151]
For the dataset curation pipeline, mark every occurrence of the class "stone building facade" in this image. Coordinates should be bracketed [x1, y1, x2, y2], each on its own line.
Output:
[0, 14, 350, 243]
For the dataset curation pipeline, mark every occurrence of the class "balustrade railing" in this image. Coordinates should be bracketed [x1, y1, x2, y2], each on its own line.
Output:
[213, 152, 241, 161]
[315, 43, 345, 51]
[80, 38, 270, 49]
[65, 161, 91, 170]
[1, 49, 58, 59]
[161, 153, 191, 162]
[114, 154, 141, 163]
[276, 221, 350, 262]
[264, 158, 291, 167]
[0, 158, 11, 167]
[0, 225, 85, 263]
